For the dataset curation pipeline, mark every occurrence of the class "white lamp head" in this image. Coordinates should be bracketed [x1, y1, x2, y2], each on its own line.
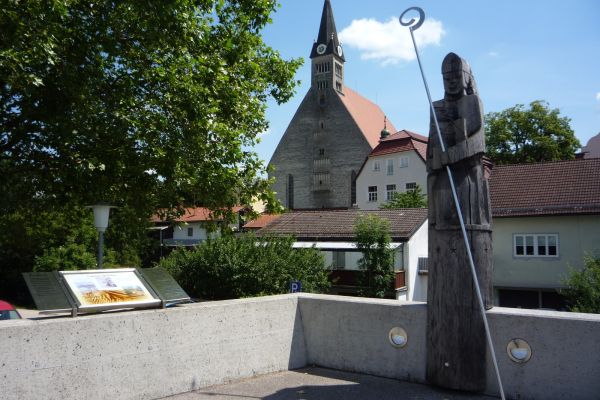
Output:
[88, 204, 117, 232]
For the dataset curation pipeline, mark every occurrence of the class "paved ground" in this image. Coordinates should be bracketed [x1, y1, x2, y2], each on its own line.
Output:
[160, 367, 497, 400]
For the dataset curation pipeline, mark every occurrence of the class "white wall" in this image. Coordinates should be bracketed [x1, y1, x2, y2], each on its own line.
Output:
[493, 215, 600, 289]
[404, 220, 428, 302]
[356, 150, 427, 210]
[172, 221, 239, 242]
[173, 222, 210, 241]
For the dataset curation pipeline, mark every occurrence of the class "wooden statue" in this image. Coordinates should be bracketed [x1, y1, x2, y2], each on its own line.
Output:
[425, 52, 493, 392]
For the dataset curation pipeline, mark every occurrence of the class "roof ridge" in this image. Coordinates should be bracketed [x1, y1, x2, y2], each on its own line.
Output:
[494, 157, 600, 169]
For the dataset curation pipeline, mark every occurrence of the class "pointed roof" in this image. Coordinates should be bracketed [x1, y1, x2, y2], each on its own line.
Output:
[310, 0, 345, 61]
[370, 130, 429, 161]
[337, 87, 397, 148]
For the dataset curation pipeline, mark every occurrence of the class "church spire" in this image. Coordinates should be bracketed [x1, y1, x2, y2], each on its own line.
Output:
[310, 0, 345, 61]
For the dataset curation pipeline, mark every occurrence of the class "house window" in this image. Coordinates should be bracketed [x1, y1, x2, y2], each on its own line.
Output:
[319, 148, 325, 156]
[335, 81, 342, 92]
[514, 234, 559, 257]
[187, 227, 193, 237]
[387, 159, 394, 175]
[332, 251, 346, 269]
[405, 182, 417, 191]
[368, 186, 378, 202]
[386, 184, 397, 201]
[400, 156, 409, 168]
[373, 161, 380, 172]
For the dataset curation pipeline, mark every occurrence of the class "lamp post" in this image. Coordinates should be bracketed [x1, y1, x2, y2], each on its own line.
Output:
[88, 203, 116, 269]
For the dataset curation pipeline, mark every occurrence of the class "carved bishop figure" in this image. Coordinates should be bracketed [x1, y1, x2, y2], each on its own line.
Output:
[425, 53, 493, 392]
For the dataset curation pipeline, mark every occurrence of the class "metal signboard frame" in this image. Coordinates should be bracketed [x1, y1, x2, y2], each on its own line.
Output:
[59, 268, 161, 313]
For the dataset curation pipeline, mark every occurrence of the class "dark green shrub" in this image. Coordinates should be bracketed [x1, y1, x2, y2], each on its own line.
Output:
[159, 233, 329, 300]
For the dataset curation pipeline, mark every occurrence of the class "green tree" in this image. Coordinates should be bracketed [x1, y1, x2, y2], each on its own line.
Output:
[485, 100, 580, 165]
[561, 257, 600, 314]
[158, 233, 329, 300]
[381, 185, 427, 209]
[0, 1, 301, 301]
[354, 214, 395, 298]
[1, 1, 301, 214]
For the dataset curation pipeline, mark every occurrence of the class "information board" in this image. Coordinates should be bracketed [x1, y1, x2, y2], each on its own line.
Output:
[60, 269, 161, 311]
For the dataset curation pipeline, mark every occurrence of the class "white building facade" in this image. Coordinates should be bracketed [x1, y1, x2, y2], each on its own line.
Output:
[356, 131, 428, 210]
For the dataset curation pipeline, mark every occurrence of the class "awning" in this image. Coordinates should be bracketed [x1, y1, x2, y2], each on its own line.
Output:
[292, 242, 403, 250]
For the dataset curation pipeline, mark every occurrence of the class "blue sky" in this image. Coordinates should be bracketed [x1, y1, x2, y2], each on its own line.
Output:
[256, 0, 600, 164]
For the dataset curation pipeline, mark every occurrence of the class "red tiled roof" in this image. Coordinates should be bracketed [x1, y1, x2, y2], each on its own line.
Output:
[338, 87, 397, 148]
[369, 129, 428, 161]
[256, 208, 427, 241]
[243, 213, 282, 229]
[489, 158, 600, 217]
[151, 206, 244, 223]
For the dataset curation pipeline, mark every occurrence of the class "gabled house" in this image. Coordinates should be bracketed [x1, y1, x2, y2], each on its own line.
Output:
[254, 208, 428, 301]
[489, 158, 600, 309]
[151, 207, 245, 247]
[356, 130, 428, 210]
[268, 0, 397, 210]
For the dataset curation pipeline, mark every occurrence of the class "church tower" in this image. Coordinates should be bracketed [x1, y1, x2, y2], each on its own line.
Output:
[268, 0, 396, 210]
[310, 0, 345, 95]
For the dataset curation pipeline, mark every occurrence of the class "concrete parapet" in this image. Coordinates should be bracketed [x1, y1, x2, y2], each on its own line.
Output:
[1, 294, 599, 399]
[0, 295, 305, 400]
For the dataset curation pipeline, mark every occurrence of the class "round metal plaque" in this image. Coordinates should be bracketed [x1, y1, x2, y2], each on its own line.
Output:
[388, 327, 408, 348]
[507, 338, 532, 363]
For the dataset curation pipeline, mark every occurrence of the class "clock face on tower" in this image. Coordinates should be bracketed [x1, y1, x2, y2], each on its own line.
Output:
[337, 45, 343, 57]
[316, 43, 327, 55]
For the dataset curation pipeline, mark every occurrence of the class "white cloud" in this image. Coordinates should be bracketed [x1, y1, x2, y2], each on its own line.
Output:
[596, 92, 600, 101]
[339, 17, 445, 66]
[488, 51, 499, 58]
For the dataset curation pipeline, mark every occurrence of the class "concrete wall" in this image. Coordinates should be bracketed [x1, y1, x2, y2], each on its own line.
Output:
[356, 149, 427, 210]
[298, 295, 600, 399]
[0, 296, 306, 400]
[2, 294, 600, 400]
[493, 215, 600, 289]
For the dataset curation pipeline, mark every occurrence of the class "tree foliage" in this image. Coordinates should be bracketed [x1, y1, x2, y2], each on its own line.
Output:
[0, 206, 148, 303]
[354, 214, 395, 298]
[158, 233, 329, 300]
[485, 101, 580, 165]
[1, 1, 301, 213]
[381, 185, 427, 209]
[0, 1, 301, 301]
[561, 256, 600, 314]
